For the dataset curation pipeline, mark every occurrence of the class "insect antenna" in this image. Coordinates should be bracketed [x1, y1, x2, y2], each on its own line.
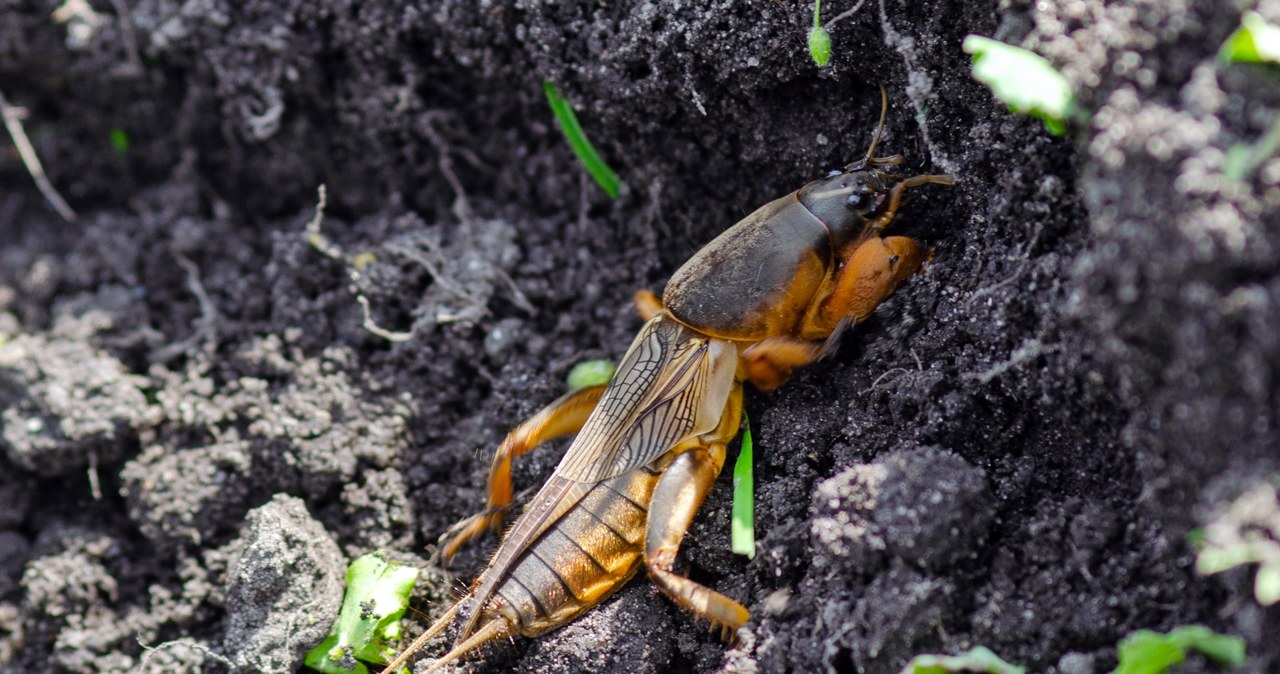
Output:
[419, 619, 508, 674]
[844, 83, 903, 171]
[863, 82, 889, 165]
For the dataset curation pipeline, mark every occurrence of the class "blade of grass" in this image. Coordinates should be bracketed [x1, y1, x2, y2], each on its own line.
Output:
[543, 81, 621, 199]
[731, 412, 755, 558]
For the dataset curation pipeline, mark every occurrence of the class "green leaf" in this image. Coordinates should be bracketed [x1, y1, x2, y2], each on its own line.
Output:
[1174, 627, 1247, 666]
[1195, 540, 1259, 575]
[1219, 12, 1280, 65]
[1114, 635, 1185, 674]
[899, 646, 1025, 674]
[304, 551, 420, 674]
[1223, 144, 1254, 182]
[1221, 115, 1280, 182]
[1255, 563, 1280, 605]
[304, 635, 366, 674]
[730, 412, 755, 558]
[962, 35, 1076, 135]
[543, 81, 622, 199]
[1113, 626, 1247, 674]
[108, 128, 130, 154]
[809, 25, 832, 67]
[566, 359, 616, 391]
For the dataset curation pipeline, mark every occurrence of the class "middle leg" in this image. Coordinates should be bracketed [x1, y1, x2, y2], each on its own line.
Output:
[644, 386, 749, 634]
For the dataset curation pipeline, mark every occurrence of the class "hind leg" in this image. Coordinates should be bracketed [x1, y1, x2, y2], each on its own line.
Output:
[437, 383, 606, 562]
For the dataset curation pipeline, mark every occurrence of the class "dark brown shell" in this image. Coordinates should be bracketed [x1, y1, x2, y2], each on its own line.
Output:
[663, 194, 833, 340]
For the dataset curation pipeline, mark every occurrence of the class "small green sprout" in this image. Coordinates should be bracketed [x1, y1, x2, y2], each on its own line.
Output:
[899, 646, 1025, 674]
[566, 359, 616, 391]
[1112, 626, 1246, 674]
[1219, 12, 1280, 65]
[808, 0, 832, 67]
[1258, 564, 1280, 606]
[304, 551, 420, 674]
[808, 26, 832, 67]
[730, 411, 755, 559]
[1223, 115, 1280, 182]
[543, 81, 621, 200]
[1194, 482, 1280, 605]
[108, 128, 130, 154]
[962, 35, 1077, 135]
[807, 0, 866, 67]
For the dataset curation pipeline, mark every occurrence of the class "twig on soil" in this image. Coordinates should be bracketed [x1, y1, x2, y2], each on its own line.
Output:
[422, 111, 474, 221]
[825, 0, 868, 28]
[961, 338, 1059, 384]
[178, 254, 219, 342]
[356, 295, 414, 342]
[305, 185, 415, 342]
[386, 222, 534, 319]
[0, 89, 77, 222]
[303, 183, 331, 245]
[861, 350, 922, 392]
[386, 238, 478, 306]
[875, 0, 958, 176]
[106, 0, 144, 76]
[87, 451, 102, 501]
[150, 253, 220, 362]
[137, 638, 236, 670]
[965, 222, 1045, 308]
[491, 266, 535, 315]
[683, 73, 708, 117]
[378, 116, 534, 319]
[865, 367, 909, 391]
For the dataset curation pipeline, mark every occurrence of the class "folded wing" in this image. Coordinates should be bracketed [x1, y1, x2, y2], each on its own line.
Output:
[556, 315, 738, 482]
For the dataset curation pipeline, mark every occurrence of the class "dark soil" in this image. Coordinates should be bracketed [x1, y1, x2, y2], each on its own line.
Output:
[2, 0, 1277, 673]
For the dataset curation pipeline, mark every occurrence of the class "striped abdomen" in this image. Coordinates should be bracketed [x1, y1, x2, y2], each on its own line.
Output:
[484, 462, 664, 637]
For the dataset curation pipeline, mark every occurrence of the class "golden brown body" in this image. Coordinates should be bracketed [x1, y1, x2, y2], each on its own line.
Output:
[484, 459, 663, 637]
[380, 87, 952, 674]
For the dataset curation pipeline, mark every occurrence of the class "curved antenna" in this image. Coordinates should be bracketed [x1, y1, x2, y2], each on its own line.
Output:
[864, 82, 889, 164]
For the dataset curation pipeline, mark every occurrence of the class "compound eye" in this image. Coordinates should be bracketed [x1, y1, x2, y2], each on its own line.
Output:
[845, 190, 875, 213]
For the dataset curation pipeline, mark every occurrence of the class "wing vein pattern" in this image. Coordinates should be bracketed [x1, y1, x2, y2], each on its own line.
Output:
[457, 315, 736, 641]
[555, 315, 734, 483]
